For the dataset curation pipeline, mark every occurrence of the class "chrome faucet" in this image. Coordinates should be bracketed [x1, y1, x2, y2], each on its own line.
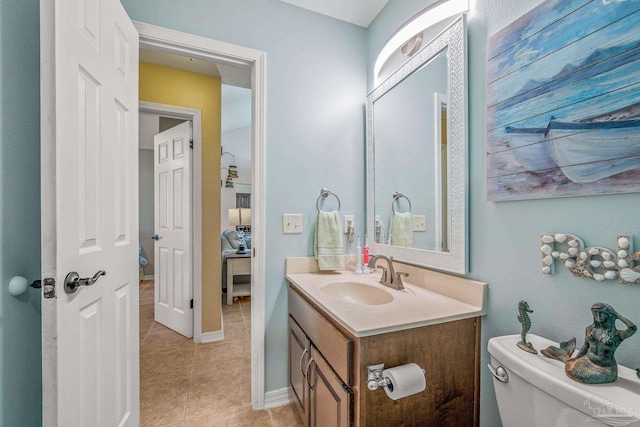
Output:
[367, 255, 408, 290]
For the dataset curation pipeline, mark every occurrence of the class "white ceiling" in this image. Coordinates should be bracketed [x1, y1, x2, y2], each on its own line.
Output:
[280, 0, 388, 27]
[139, 48, 252, 88]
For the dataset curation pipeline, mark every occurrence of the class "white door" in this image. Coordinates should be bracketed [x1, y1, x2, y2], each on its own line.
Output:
[40, 0, 139, 425]
[153, 122, 193, 338]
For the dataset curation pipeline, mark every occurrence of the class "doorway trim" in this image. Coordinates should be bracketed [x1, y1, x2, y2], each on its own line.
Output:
[139, 102, 202, 340]
[135, 22, 268, 409]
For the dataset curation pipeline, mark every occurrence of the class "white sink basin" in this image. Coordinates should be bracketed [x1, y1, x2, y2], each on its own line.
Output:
[321, 281, 393, 305]
[287, 268, 488, 337]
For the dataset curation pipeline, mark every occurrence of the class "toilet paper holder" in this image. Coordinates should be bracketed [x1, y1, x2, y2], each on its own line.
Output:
[366, 364, 390, 391]
[366, 363, 426, 391]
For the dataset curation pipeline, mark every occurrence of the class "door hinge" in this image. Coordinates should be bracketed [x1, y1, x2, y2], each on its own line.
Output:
[190, 139, 193, 150]
[190, 299, 194, 309]
[43, 278, 56, 299]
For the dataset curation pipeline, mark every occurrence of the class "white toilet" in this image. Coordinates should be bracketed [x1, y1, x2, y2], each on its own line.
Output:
[488, 334, 640, 427]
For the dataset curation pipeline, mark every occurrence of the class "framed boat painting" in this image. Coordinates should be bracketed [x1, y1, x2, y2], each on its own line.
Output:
[486, 0, 640, 202]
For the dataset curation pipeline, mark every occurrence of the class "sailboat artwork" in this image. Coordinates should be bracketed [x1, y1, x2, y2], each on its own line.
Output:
[506, 113, 640, 184]
[486, 0, 640, 201]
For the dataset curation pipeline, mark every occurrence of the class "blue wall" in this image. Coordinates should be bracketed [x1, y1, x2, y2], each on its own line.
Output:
[369, 1, 640, 426]
[3, 1, 638, 425]
[0, 0, 366, 418]
[0, 0, 43, 425]
[121, 0, 368, 392]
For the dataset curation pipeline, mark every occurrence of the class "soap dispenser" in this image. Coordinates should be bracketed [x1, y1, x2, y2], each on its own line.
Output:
[355, 235, 363, 275]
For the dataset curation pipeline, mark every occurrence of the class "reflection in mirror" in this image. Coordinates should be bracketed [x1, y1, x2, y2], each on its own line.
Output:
[388, 192, 413, 247]
[366, 16, 467, 274]
[437, 94, 449, 252]
[373, 48, 449, 251]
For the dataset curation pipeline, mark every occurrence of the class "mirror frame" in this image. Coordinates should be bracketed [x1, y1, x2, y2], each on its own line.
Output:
[366, 16, 468, 274]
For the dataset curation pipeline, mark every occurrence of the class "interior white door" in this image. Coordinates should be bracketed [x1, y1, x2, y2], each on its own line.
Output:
[153, 122, 193, 338]
[40, 0, 139, 426]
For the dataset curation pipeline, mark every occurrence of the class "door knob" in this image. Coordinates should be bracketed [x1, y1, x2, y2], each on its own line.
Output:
[151, 234, 159, 241]
[64, 270, 106, 294]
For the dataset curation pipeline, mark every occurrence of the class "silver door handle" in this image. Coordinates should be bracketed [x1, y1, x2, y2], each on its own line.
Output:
[305, 358, 316, 391]
[151, 234, 160, 241]
[299, 348, 309, 378]
[64, 270, 106, 294]
[487, 364, 509, 383]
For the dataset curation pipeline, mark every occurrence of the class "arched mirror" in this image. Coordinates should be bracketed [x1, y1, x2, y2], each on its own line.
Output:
[366, 16, 468, 274]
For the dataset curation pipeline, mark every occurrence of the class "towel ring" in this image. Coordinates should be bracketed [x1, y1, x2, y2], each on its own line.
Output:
[392, 192, 412, 214]
[316, 188, 341, 212]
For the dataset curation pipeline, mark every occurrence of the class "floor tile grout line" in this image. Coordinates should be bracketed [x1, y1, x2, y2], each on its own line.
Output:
[242, 309, 250, 330]
[268, 408, 275, 426]
[140, 320, 155, 345]
[182, 344, 198, 423]
[142, 322, 160, 343]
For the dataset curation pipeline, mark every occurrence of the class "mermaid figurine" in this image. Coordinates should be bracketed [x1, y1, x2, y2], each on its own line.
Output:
[565, 303, 637, 384]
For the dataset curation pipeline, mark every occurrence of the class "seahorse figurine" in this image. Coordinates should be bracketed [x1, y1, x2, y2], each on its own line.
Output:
[517, 300, 538, 354]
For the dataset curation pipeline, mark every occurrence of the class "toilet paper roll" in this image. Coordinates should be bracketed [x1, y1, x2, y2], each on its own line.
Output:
[382, 363, 426, 400]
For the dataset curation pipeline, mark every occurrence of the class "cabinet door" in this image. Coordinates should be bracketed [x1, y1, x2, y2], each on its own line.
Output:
[309, 346, 352, 427]
[289, 317, 311, 426]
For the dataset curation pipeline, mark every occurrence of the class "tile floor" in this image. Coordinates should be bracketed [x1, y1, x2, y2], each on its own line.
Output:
[139, 280, 303, 426]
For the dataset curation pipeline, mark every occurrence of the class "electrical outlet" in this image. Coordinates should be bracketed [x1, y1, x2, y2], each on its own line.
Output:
[375, 216, 383, 243]
[413, 215, 426, 232]
[344, 215, 354, 233]
[282, 214, 303, 234]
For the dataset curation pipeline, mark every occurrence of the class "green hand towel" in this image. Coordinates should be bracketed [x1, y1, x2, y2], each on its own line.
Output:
[314, 210, 344, 270]
[390, 212, 413, 247]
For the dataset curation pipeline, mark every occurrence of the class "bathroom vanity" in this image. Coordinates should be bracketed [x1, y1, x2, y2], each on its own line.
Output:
[286, 257, 487, 427]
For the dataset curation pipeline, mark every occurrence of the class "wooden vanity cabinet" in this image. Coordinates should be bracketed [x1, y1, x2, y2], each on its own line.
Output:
[288, 317, 352, 427]
[288, 283, 480, 427]
[355, 317, 480, 427]
[308, 345, 352, 427]
[289, 318, 311, 424]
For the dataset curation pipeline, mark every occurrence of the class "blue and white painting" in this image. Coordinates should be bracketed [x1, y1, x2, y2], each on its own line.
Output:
[486, 0, 640, 201]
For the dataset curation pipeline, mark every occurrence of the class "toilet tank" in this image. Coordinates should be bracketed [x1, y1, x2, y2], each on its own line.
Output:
[488, 334, 640, 427]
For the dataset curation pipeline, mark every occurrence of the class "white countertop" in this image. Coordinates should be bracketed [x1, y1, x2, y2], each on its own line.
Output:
[286, 269, 487, 337]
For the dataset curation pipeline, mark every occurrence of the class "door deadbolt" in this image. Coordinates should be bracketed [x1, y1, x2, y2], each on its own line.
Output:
[64, 270, 106, 294]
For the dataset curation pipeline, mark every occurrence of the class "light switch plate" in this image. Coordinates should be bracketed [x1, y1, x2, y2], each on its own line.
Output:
[413, 215, 426, 232]
[283, 214, 303, 234]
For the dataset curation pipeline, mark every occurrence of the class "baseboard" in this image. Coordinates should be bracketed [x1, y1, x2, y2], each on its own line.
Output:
[264, 387, 294, 409]
[143, 275, 154, 280]
[197, 330, 224, 344]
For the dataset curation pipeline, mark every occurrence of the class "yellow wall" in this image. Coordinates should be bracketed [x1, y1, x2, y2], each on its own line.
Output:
[139, 62, 222, 332]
